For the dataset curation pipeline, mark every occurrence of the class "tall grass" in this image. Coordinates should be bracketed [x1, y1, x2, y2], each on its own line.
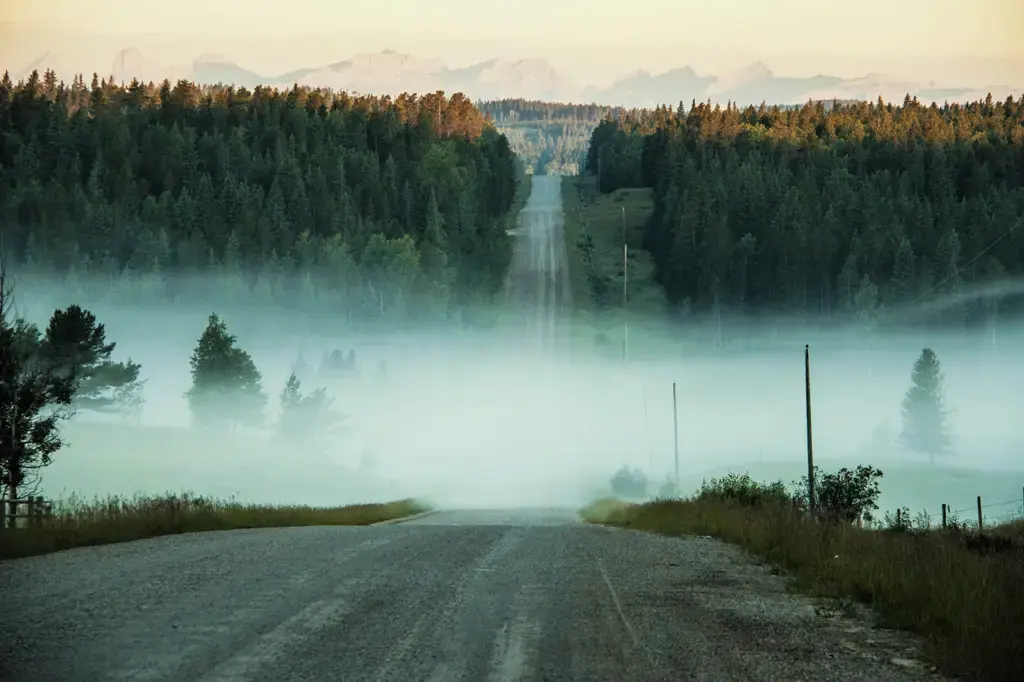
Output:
[582, 488, 1024, 682]
[0, 493, 428, 560]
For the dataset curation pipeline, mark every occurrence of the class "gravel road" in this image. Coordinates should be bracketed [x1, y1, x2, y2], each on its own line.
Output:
[1, 508, 946, 681]
[504, 174, 571, 352]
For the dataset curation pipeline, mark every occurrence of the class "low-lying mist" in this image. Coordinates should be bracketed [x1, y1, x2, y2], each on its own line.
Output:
[16, 276, 1024, 517]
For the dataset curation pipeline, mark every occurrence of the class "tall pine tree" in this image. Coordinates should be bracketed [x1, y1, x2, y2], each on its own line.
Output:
[899, 347, 951, 464]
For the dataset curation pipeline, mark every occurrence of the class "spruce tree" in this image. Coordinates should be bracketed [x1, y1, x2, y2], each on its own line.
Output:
[277, 371, 344, 447]
[185, 314, 266, 429]
[38, 305, 144, 414]
[899, 348, 951, 464]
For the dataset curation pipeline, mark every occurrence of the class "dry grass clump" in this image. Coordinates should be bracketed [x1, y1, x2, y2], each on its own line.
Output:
[0, 493, 427, 560]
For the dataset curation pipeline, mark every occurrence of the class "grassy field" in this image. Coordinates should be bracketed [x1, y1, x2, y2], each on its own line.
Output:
[581, 492, 1024, 682]
[39, 421, 405, 506]
[0, 493, 427, 560]
[560, 176, 662, 313]
[560, 176, 685, 356]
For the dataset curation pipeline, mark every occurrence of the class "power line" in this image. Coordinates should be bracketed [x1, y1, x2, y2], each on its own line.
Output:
[905, 218, 1020, 308]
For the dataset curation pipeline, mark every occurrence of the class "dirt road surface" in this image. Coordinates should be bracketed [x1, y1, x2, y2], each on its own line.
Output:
[504, 174, 571, 353]
[1, 509, 945, 681]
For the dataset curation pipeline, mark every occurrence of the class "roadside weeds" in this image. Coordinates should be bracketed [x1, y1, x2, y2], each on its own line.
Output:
[0, 493, 428, 560]
[581, 497, 1024, 682]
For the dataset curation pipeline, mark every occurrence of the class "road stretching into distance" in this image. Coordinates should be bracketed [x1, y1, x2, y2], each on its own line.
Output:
[0, 178, 942, 681]
[0, 509, 941, 681]
[504, 174, 571, 353]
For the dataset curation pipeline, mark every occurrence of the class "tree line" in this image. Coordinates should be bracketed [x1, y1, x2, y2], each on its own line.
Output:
[480, 99, 617, 175]
[585, 95, 1024, 328]
[0, 70, 519, 320]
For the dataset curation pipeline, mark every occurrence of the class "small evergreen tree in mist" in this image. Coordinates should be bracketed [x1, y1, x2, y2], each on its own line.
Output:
[185, 314, 266, 429]
[278, 372, 345, 446]
[656, 476, 679, 499]
[610, 465, 648, 500]
[900, 347, 951, 464]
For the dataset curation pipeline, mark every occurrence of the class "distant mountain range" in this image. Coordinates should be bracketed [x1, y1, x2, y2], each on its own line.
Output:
[12, 48, 1023, 108]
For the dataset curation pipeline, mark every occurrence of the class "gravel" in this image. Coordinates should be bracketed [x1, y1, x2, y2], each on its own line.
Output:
[0, 508, 949, 681]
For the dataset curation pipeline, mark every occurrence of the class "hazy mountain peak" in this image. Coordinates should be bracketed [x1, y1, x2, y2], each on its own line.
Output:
[110, 47, 188, 85]
[353, 50, 417, 66]
[194, 53, 234, 64]
[613, 68, 651, 84]
[18, 52, 62, 80]
[20, 46, 1020, 108]
[742, 60, 773, 79]
[113, 46, 144, 63]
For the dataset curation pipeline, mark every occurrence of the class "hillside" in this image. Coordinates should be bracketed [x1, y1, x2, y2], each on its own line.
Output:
[0, 72, 518, 323]
[582, 97, 1024, 335]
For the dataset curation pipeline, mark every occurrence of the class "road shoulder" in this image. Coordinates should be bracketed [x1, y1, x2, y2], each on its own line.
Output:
[589, 525, 947, 681]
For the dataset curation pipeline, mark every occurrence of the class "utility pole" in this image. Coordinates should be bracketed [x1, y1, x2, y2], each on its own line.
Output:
[672, 382, 679, 490]
[623, 243, 628, 308]
[643, 383, 652, 480]
[804, 344, 815, 511]
[622, 205, 628, 308]
[622, 205, 628, 361]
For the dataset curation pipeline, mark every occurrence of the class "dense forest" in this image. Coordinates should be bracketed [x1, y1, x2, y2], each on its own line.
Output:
[586, 95, 1024, 328]
[480, 99, 619, 176]
[0, 69, 518, 322]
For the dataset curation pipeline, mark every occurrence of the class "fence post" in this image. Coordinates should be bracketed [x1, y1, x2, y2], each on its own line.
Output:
[941, 503, 947, 529]
[896, 508, 901, 527]
[977, 496, 983, 532]
[0, 498, 5, 529]
[6, 498, 16, 530]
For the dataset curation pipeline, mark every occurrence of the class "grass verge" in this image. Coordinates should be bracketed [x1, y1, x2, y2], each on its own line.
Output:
[582, 494, 1024, 682]
[560, 176, 660, 314]
[559, 175, 688, 357]
[0, 493, 428, 560]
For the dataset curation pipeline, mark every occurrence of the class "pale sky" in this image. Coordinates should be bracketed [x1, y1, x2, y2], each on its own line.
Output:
[3, 0, 1023, 85]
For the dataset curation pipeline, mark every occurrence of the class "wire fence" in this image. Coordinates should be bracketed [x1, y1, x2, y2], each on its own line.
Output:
[882, 490, 1024, 532]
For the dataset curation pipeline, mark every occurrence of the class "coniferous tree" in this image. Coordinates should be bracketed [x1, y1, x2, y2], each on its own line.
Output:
[0, 265, 76, 500]
[37, 305, 144, 414]
[899, 348, 951, 464]
[278, 372, 343, 436]
[0, 77, 519, 321]
[185, 314, 266, 429]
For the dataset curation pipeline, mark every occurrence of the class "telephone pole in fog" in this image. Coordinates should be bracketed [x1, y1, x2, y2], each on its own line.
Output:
[672, 382, 679, 489]
[804, 345, 815, 510]
[622, 206, 628, 308]
[622, 206, 629, 361]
